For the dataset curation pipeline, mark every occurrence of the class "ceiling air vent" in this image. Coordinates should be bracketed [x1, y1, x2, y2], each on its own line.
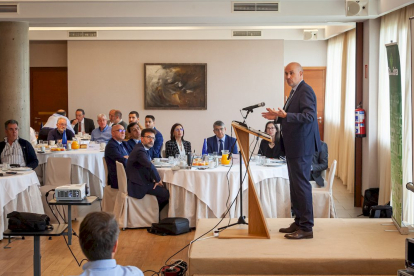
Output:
[0, 4, 18, 13]
[232, 30, 262, 37]
[68, 31, 98, 38]
[233, 2, 279, 12]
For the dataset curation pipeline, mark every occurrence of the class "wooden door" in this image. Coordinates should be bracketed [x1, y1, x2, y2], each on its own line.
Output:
[30, 68, 68, 131]
[284, 67, 326, 141]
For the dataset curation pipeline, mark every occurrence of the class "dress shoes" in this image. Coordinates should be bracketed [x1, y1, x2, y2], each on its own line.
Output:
[279, 222, 298, 233]
[284, 229, 313, 239]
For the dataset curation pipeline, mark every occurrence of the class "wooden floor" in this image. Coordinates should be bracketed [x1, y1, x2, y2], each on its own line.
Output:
[0, 220, 195, 276]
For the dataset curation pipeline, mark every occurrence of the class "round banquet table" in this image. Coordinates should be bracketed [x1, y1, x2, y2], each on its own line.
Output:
[35, 150, 105, 198]
[157, 162, 291, 228]
[0, 170, 44, 240]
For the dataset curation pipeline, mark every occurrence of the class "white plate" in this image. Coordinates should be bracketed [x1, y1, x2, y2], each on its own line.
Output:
[10, 167, 32, 171]
[155, 164, 172, 168]
[264, 163, 283, 167]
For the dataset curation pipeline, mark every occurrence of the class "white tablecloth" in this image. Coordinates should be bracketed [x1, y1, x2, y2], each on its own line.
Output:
[36, 150, 105, 198]
[158, 163, 290, 227]
[0, 171, 44, 239]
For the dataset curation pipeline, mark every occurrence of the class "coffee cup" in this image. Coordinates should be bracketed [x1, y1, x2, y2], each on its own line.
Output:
[41, 146, 46, 152]
[100, 143, 106, 150]
[180, 160, 187, 167]
[154, 158, 161, 164]
[49, 140, 56, 146]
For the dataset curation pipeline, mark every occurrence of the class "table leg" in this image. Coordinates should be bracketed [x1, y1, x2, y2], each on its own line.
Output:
[34, 236, 41, 276]
[67, 206, 72, 245]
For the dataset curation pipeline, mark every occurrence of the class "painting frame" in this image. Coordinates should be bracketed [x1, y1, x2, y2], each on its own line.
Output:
[144, 63, 207, 110]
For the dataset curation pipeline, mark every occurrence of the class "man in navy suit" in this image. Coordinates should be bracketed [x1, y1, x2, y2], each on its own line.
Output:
[262, 62, 320, 239]
[206, 121, 238, 155]
[104, 124, 133, 189]
[126, 122, 141, 150]
[126, 128, 169, 211]
[145, 115, 163, 158]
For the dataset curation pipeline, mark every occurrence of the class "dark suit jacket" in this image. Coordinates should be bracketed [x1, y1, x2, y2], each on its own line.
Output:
[104, 138, 133, 189]
[0, 138, 39, 169]
[114, 120, 128, 131]
[165, 140, 191, 157]
[47, 129, 75, 142]
[277, 81, 321, 158]
[126, 143, 161, 199]
[71, 118, 95, 134]
[127, 139, 158, 160]
[206, 135, 238, 154]
[310, 141, 328, 186]
[152, 127, 163, 158]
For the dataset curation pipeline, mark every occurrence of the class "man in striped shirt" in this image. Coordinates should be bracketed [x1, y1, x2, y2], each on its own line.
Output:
[0, 120, 38, 169]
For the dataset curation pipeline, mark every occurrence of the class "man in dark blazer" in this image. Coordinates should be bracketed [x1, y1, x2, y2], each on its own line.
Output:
[262, 62, 320, 239]
[0, 120, 38, 169]
[104, 124, 133, 189]
[145, 115, 163, 158]
[112, 110, 128, 130]
[126, 128, 169, 211]
[206, 121, 238, 155]
[71, 109, 95, 135]
[310, 140, 328, 187]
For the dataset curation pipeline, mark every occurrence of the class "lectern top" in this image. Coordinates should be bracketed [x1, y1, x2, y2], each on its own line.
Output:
[232, 121, 272, 142]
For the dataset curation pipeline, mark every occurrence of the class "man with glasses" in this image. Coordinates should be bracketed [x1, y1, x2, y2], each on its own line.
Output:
[0, 120, 38, 169]
[206, 120, 238, 155]
[105, 125, 133, 189]
[91, 114, 112, 144]
[126, 128, 169, 211]
[47, 117, 75, 142]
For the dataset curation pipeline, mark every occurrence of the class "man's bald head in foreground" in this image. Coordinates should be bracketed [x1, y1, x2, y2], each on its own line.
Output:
[284, 62, 304, 88]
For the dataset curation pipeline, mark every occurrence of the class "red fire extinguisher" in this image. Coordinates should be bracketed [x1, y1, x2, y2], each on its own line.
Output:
[355, 103, 366, 137]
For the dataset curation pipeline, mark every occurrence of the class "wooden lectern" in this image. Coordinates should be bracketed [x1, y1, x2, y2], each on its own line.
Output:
[219, 122, 272, 239]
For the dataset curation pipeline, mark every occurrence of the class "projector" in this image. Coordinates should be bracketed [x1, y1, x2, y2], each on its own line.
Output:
[55, 183, 86, 201]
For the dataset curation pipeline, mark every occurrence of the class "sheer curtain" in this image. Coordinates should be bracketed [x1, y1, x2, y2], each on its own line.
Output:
[324, 30, 356, 192]
[378, 5, 414, 224]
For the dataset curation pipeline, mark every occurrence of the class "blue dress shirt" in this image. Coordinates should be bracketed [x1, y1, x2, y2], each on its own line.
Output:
[91, 126, 112, 143]
[80, 259, 144, 276]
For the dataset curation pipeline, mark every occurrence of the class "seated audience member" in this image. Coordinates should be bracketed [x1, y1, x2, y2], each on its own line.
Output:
[258, 121, 285, 158]
[108, 109, 116, 127]
[29, 127, 37, 146]
[145, 115, 163, 158]
[310, 140, 328, 187]
[105, 124, 133, 189]
[113, 110, 128, 130]
[165, 123, 191, 158]
[91, 114, 112, 144]
[206, 121, 238, 154]
[126, 122, 141, 149]
[126, 111, 144, 140]
[39, 109, 74, 140]
[78, 212, 144, 276]
[47, 117, 75, 142]
[126, 128, 169, 211]
[0, 120, 38, 169]
[71, 109, 95, 135]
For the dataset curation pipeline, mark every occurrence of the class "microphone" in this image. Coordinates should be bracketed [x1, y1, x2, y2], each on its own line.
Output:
[242, 102, 265, 111]
[407, 182, 414, 193]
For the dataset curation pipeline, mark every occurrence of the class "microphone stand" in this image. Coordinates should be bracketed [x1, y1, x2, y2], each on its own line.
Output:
[218, 148, 248, 231]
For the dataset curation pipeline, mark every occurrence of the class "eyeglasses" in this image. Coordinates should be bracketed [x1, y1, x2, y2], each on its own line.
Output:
[266, 127, 276, 130]
[175, 128, 184, 132]
[143, 136, 156, 141]
[214, 128, 224, 132]
[115, 129, 126, 133]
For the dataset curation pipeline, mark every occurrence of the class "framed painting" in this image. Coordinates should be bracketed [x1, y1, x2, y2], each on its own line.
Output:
[144, 63, 207, 110]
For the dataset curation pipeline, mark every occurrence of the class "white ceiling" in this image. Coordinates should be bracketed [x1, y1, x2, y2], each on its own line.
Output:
[0, 0, 413, 40]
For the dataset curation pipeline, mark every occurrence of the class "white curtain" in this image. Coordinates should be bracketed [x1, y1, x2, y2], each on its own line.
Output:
[324, 30, 356, 192]
[378, 5, 414, 224]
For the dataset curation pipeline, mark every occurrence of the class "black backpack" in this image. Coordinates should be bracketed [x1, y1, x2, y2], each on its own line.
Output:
[7, 211, 52, 232]
[147, 217, 190, 236]
[370, 203, 393, 218]
[362, 188, 379, 216]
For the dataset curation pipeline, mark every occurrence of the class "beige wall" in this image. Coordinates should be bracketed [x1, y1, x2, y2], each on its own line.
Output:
[30, 41, 67, 67]
[284, 40, 328, 67]
[67, 40, 285, 153]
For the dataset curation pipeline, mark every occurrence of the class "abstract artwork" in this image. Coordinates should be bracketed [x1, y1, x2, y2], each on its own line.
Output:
[144, 63, 207, 110]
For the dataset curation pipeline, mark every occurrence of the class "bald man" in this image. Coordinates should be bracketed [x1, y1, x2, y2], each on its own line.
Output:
[262, 62, 320, 239]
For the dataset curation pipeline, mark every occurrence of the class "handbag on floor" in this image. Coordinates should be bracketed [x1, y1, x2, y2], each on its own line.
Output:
[147, 217, 190, 236]
[362, 188, 379, 216]
[7, 211, 53, 232]
[369, 204, 393, 218]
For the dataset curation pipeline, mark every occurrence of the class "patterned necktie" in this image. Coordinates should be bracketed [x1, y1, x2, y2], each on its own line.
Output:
[283, 89, 295, 109]
[219, 139, 223, 154]
[120, 143, 128, 156]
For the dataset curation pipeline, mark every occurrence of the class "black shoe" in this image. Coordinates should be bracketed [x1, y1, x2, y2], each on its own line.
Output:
[279, 222, 298, 233]
[284, 229, 313, 239]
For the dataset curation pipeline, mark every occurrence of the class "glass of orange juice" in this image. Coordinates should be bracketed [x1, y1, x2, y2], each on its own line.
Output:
[221, 150, 230, 165]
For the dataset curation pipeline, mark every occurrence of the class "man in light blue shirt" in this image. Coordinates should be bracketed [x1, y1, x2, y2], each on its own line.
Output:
[78, 212, 144, 276]
[91, 114, 112, 143]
